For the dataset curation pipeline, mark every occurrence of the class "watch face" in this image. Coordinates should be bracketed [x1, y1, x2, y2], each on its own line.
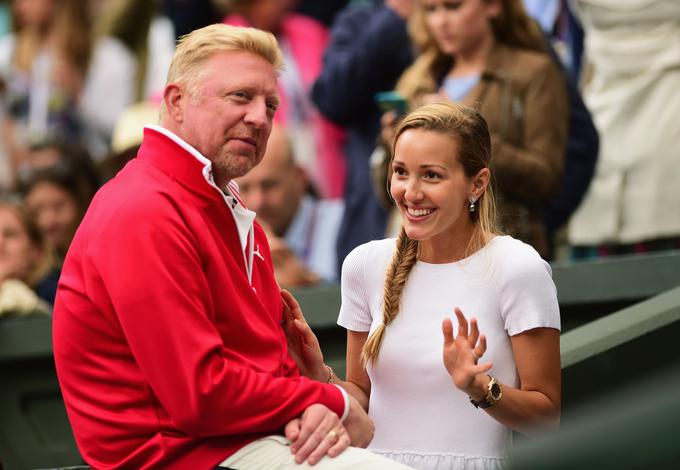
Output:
[490, 382, 502, 400]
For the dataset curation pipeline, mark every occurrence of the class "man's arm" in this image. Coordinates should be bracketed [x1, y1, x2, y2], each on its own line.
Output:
[91, 192, 346, 437]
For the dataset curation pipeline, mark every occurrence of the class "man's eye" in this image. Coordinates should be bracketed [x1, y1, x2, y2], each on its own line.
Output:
[232, 91, 250, 100]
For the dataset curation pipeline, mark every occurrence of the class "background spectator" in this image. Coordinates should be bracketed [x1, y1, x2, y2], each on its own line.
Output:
[16, 143, 99, 266]
[236, 124, 344, 286]
[311, 0, 415, 274]
[568, 0, 680, 257]
[0, 0, 92, 186]
[0, 197, 57, 313]
[391, 0, 569, 258]
[224, 0, 347, 199]
[80, 0, 175, 159]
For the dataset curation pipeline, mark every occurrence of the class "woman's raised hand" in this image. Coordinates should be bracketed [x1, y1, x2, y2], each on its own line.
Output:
[281, 289, 328, 381]
[442, 307, 493, 393]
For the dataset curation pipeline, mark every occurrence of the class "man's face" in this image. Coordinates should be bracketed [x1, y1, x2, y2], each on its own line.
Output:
[176, 51, 279, 185]
[235, 126, 306, 236]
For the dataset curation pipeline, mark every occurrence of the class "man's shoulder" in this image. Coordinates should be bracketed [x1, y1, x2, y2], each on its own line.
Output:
[87, 162, 186, 227]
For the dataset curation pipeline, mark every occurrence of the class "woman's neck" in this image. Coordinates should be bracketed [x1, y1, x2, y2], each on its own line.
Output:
[418, 224, 486, 264]
[449, 35, 495, 78]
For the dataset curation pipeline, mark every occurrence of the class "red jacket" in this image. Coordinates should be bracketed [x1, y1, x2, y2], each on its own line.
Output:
[53, 128, 345, 469]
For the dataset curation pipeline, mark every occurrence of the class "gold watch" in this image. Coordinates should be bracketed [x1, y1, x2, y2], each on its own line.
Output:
[469, 375, 502, 409]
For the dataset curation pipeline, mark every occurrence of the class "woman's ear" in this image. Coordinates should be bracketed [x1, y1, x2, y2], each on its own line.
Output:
[471, 167, 490, 199]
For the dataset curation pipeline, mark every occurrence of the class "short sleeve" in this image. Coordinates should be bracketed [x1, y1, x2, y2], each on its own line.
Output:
[499, 243, 561, 336]
[337, 243, 374, 332]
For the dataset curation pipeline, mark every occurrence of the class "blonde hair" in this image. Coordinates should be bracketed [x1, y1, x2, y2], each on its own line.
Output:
[12, 0, 91, 78]
[166, 23, 284, 88]
[160, 24, 284, 117]
[361, 102, 499, 365]
[397, 0, 545, 101]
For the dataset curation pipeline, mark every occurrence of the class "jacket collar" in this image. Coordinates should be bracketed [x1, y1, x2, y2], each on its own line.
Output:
[137, 126, 256, 260]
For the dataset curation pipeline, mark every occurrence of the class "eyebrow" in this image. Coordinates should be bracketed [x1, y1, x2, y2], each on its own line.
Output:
[393, 160, 448, 170]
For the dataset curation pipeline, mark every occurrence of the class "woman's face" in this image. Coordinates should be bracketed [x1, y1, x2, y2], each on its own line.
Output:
[420, 0, 499, 57]
[0, 207, 41, 282]
[25, 181, 80, 255]
[244, 0, 297, 33]
[390, 128, 479, 245]
[13, 0, 55, 29]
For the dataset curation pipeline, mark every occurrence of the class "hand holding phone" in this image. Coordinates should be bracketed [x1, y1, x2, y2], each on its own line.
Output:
[375, 91, 408, 117]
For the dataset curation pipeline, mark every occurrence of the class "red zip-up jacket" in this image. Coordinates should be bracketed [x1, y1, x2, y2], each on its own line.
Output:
[53, 128, 345, 469]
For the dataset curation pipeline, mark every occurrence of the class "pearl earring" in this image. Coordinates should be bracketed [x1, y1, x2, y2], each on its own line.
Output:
[468, 197, 477, 213]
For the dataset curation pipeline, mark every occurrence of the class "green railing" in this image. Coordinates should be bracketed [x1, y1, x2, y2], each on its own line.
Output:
[511, 288, 680, 469]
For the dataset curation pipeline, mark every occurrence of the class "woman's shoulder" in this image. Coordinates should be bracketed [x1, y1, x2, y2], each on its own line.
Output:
[488, 235, 551, 277]
[345, 238, 397, 266]
[495, 44, 559, 78]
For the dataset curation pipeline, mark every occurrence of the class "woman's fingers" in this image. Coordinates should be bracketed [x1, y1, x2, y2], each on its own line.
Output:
[454, 307, 468, 338]
[442, 317, 455, 346]
[281, 289, 304, 321]
[468, 317, 480, 348]
[473, 334, 487, 360]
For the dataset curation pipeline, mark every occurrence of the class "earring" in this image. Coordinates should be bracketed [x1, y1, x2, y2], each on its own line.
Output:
[468, 197, 477, 213]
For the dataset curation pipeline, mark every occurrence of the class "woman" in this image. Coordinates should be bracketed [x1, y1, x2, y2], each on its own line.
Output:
[285, 102, 561, 470]
[16, 149, 99, 266]
[568, 0, 680, 257]
[384, 0, 568, 258]
[0, 197, 58, 313]
[0, 0, 91, 180]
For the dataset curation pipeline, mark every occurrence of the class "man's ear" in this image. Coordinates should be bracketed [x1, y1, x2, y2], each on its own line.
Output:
[163, 83, 185, 123]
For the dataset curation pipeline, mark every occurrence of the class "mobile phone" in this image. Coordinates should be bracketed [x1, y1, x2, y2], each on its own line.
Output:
[375, 91, 408, 116]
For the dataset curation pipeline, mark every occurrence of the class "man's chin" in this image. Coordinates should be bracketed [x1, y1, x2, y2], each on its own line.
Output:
[216, 154, 259, 180]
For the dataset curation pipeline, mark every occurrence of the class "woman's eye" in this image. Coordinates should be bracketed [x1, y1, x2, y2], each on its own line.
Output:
[425, 171, 441, 179]
[393, 167, 406, 176]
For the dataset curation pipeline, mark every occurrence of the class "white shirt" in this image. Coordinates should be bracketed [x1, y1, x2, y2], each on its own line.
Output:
[338, 236, 560, 470]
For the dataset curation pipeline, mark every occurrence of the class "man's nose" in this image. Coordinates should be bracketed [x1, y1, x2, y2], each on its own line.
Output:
[243, 98, 270, 129]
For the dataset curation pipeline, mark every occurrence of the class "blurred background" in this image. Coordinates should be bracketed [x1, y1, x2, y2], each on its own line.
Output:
[0, 0, 678, 468]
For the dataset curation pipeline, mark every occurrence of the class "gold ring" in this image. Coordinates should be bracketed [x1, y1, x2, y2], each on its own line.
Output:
[327, 430, 338, 440]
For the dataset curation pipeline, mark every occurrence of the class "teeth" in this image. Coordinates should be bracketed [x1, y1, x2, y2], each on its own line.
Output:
[407, 207, 434, 217]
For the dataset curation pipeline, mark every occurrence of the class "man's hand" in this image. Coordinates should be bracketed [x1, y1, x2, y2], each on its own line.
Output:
[284, 404, 350, 465]
[281, 289, 327, 381]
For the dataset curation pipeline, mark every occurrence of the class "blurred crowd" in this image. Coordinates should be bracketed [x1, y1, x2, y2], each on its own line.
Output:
[0, 0, 678, 314]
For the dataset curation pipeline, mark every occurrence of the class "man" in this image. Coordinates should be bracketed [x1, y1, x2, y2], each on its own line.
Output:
[236, 124, 343, 286]
[53, 24, 410, 470]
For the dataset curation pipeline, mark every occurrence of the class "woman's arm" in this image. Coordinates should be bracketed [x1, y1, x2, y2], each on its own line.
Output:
[281, 290, 372, 411]
[444, 308, 561, 435]
[340, 330, 371, 411]
[470, 327, 561, 434]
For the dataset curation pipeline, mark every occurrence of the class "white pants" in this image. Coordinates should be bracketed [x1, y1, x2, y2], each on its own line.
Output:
[218, 435, 414, 469]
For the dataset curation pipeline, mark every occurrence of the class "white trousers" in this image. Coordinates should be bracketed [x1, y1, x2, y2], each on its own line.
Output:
[218, 435, 414, 470]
